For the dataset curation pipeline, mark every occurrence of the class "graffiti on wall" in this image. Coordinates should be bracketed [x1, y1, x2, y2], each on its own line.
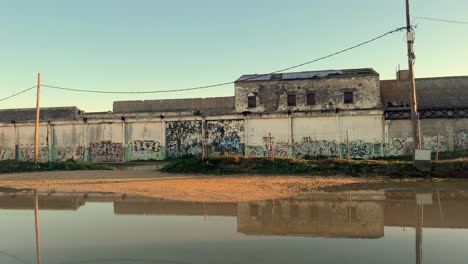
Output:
[0, 145, 15, 160]
[206, 120, 244, 155]
[246, 135, 290, 158]
[18, 144, 49, 161]
[127, 140, 163, 160]
[389, 137, 413, 156]
[166, 121, 202, 158]
[89, 141, 123, 162]
[454, 130, 468, 151]
[343, 140, 375, 159]
[53, 146, 86, 162]
[294, 138, 338, 158]
[422, 136, 447, 152]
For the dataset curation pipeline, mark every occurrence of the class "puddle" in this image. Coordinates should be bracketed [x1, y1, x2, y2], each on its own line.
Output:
[1, 183, 468, 263]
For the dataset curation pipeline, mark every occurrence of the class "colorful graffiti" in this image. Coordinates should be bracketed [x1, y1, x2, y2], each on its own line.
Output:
[346, 140, 375, 159]
[127, 140, 164, 160]
[294, 139, 338, 158]
[454, 130, 468, 151]
[206, 120, 244, 155]
[0, 145, 15, 160]
[89, 141, 123, 162]
[53, 146, 86, 162]
[166, 121, 202, 158]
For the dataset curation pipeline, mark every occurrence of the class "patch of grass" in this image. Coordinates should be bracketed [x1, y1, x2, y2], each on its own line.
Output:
[160, 156, 468, 178]
[0, 160, 113, 174]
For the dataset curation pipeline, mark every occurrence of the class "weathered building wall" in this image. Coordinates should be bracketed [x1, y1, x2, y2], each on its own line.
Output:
[245, 117, 291, 157]
[235, 74, 381, 113]
[293, 113, 384, 159]
[51, 123, 87, 161]
[205, 119, 244, 156]
[87, 122, 124, 162]
[125, 121, 165, 161]
[386, 118, 468, 156]
[17, 125, 50, 161]
[0, 125, 16, 160]
[165, 120, 202, 159]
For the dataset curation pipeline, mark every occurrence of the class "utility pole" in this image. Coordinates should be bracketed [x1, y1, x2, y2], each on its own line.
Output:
[405, 0, 422, 158]
[34, 73, 41, 166]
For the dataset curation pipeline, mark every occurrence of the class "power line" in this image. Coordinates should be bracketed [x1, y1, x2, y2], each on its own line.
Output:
[0, 86, 36, 102]
[42, 26, 407, 95]
[415, 16, 468, 24]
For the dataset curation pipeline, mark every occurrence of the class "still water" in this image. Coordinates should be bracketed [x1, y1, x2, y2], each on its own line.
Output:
[1, 183, 468, 264]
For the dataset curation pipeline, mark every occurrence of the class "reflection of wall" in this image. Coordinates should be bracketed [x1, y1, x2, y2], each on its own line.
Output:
[0, 194, 85, 210]
[237, 198, 384, 238]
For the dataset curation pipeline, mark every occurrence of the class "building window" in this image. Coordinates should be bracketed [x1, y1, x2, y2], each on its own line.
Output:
[287, 94, 296, 106]
[248, 95, 256, 108]
[344, 92, 354, 104]
[307, 93, 316, 105]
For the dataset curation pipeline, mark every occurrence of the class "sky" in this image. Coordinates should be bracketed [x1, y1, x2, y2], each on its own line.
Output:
[1, 0, 467, 112]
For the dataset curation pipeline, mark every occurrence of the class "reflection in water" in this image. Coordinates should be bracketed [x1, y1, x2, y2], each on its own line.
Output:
[1, 187, 468, 264]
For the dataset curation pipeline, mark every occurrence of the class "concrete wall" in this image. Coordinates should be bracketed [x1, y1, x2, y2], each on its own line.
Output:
[0, 112, 466, 162]
[235, 75, 381, 113]
[386, 118, 468, 156]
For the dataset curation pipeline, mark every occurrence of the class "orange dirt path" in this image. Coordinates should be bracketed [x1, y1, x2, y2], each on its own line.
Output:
[0, 170, 365, 202]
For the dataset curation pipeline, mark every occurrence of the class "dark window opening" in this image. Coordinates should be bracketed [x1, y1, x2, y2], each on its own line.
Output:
[248, 96, 256, 108]
[344, 92, 354, 104]
[250, 204, 259, 217]
[287, 94, 296, 107]
[307, 93, 316, 105]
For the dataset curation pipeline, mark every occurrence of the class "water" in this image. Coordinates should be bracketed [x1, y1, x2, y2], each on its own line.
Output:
[1, 183, 468, 264]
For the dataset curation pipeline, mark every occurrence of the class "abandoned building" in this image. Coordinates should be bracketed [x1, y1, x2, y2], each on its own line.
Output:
[0, 68, 467, 162]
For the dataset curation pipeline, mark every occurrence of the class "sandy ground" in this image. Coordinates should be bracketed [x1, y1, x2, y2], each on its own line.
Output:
[0, 170, 366, 202]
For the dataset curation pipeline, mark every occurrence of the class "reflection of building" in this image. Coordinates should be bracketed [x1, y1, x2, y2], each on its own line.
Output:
[237, 197, 384, 238]
[0, 193, 85, 210]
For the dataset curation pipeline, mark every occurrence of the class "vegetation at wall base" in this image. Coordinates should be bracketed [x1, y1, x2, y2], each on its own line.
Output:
[160, 156, 468, 178]
[0, 160, 112, 174]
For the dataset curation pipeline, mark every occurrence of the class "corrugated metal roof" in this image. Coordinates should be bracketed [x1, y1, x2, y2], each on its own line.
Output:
[236, 68, 376, 82]
[282, 70, 343, 80]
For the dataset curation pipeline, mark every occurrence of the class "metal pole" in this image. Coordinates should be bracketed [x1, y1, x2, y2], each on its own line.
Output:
[34, 73, 41, 166]
[34, 190, 42, 264]
[405, 0, 422, 160]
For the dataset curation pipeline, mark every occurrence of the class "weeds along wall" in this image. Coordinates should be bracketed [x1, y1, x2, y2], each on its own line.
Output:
[0, 112, 467, 162]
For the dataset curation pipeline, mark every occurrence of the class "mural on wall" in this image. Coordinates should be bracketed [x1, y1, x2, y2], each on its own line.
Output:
[0, 145, 15, 160]
[126, 140, 164, 161]
[53, 146, 86, 162]
[206, 120, 244, 156]
[294, 138, 339, 158]
[89, 141, 123, 162]
[454, 130, 468, 151]
[389, 137, 413, 156]
[18, 144, 49, 161]
[166, 121, 202, 158]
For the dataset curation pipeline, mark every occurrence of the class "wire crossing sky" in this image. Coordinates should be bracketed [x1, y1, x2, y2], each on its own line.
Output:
[1, 0, 467, 112]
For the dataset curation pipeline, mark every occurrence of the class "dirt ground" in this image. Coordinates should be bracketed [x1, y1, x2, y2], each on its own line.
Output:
[0, 170, 367, 202]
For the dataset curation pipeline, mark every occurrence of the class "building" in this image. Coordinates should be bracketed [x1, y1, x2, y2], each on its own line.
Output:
[0, 68, 467, 162]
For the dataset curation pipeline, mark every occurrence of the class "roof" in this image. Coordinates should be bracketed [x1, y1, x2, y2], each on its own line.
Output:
[0, 107, 81, 123]
[236, 68, 378, 82]
[380, 76, 468, 109]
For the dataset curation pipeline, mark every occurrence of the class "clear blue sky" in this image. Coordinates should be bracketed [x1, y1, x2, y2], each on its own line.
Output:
[1, 0, 467, 112]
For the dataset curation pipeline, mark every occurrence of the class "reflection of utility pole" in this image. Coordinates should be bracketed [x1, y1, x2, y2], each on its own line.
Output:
[34, 190, 42, 264]
[415, 204, 423, 264]
[405, 0, 422, 159]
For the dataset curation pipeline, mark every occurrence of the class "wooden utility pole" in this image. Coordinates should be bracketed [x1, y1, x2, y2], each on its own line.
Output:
[405, 0, 422, 157]
[34, 73, 41, 166]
